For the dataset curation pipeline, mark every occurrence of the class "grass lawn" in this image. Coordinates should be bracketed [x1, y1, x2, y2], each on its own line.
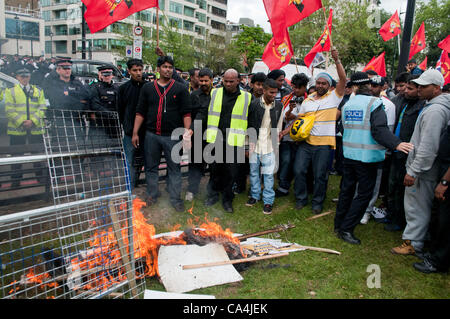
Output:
[137, 174, 449, 299]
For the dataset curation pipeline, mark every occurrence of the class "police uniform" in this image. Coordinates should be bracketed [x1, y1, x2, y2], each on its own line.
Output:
[89, 65, 120, 139]
[334, 72, 402, 244]
[4, 68, 46, 185]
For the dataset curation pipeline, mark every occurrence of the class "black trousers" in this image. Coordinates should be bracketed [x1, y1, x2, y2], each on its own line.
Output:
[206, 144, 243, 204]
[387, 155, 407, 228]
[429, 167, 450, 271]
[334, 158, 379, 233]
[10, 134, 44, 181]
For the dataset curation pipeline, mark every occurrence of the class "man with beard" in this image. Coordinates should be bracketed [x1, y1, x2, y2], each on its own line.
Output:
[293, 48, 347, 215]
[185, 68, 213, 201]
[385, 75, 425, 232]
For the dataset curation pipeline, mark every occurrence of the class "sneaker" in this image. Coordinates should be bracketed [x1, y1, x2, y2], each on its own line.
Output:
[263, 204, 273, 215]
[295, 202, 305, 210]
[391, 240, 416, 255]
[360, 212, 371, 224]
[205, 196, 219, 207]
[312, 208, 322, 215]
[185, 191, 194, 201]
[331, 198, 339, 203]
[246, 198, 258, 207]
[371, 207, 387, 219]
[145, 196, 157, 206]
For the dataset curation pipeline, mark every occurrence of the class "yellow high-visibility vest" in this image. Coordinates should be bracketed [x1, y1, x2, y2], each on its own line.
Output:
[4, 84, 46, 136]
[206, 87, 251, 147]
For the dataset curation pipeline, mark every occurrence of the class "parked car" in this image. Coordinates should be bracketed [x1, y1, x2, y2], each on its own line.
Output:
[70, 59, 127, 85]
[0, 71, 19, 137]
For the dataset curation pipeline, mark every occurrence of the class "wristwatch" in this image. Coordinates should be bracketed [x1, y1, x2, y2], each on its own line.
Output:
[441, 180, 449, 186]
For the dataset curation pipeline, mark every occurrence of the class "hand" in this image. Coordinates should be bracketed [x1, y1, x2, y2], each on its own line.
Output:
[331, 47, 340, 61]
[90, 113, 96, 121]
[279, 129, 289, 141]
[22, 120, 33, 129]
[396, 142, 414, 154]
[131, 133, 139, 148]
[182, 129, 192, 151]
[289, 100, 296, 110]
[249, 142, 255, 154]
[435, 183, 448, 201]
[403, 174, 416, 187]
[155, 46, 165, 57]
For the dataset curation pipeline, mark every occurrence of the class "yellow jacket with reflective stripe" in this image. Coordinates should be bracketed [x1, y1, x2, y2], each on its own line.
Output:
[206, 87, 251, 147]
[4, 84, 46, 136]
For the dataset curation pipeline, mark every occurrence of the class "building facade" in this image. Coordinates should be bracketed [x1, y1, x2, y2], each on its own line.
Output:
[0, 0, 45, 57]
[39, 0, 228, 64]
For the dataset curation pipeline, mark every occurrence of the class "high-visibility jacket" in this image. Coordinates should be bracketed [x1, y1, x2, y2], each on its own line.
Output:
[4, 84, 46, 136]
[342, 95, 386, 163]
[206, 87, 251, 147]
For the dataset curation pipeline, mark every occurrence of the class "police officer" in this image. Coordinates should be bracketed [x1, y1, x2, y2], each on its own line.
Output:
[4, 68, 46, 186]
[89, 65, 120, 140]
[334, 72, 414, 245]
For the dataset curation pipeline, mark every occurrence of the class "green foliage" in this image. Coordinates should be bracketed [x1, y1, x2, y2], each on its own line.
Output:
[231, 25, 272, 72]
[414, 0, 450, 66]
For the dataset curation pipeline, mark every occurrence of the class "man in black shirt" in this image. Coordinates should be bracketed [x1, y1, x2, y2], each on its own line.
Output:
[117, 59, 146, 189]
[132, 56, 192, 212]
[185, 68, 213, 201]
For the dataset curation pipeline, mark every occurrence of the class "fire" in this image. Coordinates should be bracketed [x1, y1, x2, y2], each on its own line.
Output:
[9, 198, 243, 297]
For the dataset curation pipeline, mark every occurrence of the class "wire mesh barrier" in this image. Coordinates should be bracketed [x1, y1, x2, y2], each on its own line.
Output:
[0, 110, 146, 299]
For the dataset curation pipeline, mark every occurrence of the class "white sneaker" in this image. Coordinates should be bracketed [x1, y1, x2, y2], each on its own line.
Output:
[360, 212, 371, 225]
[185, 191, 194, 201]
[371, 207, 387, 219]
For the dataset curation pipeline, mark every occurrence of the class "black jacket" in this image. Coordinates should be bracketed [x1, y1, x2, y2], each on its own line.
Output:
[190, 88, 211, 122]
[135, 79, 192, 136]
[117, 78, 146, 137]
[42, 72, 89, 111]
[90, 80, 119, 113]
[248, 97, 283, 136]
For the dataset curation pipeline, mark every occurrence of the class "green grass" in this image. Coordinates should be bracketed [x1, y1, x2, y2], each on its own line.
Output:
[137, 175, 450, 299]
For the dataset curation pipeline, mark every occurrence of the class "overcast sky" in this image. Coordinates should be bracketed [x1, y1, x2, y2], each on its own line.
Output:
[227, 0, 407, 33]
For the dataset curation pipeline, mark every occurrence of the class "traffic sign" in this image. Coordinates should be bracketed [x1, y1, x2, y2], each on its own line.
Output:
[133, 38, 143, 59]
[134, 26, 143, 37]
[126, 45, 132, 57]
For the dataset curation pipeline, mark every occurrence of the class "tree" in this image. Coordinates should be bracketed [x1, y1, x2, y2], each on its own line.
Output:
[231, 25, 272, 72]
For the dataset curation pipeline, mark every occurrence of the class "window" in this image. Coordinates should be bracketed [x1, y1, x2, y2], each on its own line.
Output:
[211, 20, 225, 31]
[54, 10, 67, 20]
[195, 25, 205, 35]
[5, 19, 40, 41]
[68, 8, 81, 19]
[195, 12, 206, 23]
[45, 26, 52, 36]
[183, 20, 194, 31]
[69, 26, 81, 35]
[93, 39, 107, 51]
[45, 41, 52, 54]
[184, 6, 195, 17]
[169, 2, 182, 14]
[40, 0, 51, 7]
[211, 6, 226, 18]
[169, 17, 182, 28]
[196, 0, 206, 9]
[42, 11, 51, 21]
[159, 0, 165, 10]
[54, 41, 67, 54]
[54, 25, 68, 36]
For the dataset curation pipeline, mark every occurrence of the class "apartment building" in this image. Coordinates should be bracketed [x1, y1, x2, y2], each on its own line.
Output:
[39, 0, 228, 64]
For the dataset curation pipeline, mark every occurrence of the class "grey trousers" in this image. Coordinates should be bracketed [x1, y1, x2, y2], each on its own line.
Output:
[365, 168, 383, 214]
[402, 177, 437, 250]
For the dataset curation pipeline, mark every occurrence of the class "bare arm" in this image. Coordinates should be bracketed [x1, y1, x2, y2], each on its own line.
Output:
[331, 48, 346, 97]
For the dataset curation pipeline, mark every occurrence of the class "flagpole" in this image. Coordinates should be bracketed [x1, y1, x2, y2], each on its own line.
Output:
[322, 7, 333, 49]
[156, 5, 160, 47]
[293, 56, 299, 73]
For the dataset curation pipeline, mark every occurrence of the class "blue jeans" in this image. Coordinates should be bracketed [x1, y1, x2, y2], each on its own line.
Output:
[277, 141, 298, 193]
[293, 143, 332, 210]
[249, 152, 276, 205]
[123, 134, 138, 189]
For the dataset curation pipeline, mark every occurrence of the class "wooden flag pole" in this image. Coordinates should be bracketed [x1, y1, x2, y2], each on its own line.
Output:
[156, 6, 160, 47]
[322, 7, 334, 49]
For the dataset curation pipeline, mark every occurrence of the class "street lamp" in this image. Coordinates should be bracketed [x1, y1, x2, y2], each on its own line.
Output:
[49, 32, 53, 57]
[14, 14, 20, 55]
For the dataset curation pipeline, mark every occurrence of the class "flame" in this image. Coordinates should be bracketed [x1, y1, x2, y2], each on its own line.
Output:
[9, 198, 243, 296]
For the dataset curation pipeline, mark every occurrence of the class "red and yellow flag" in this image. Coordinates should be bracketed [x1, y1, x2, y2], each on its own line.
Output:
[418, 56, 427, 71]
[262, 28, 294, 70]
[363, 52, 386, 77]
[263, 0, 323, 39]
[379, 10, 401, 42]
[438, 35, 450, 53]
[82, 0, 158, 33]
[409, 22, 426, 60]
[436, 50, 450, 85]
[303, 8, 332, 68]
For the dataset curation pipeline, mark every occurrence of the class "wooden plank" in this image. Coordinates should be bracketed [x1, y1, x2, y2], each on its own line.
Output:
[182, 252, 289, 270]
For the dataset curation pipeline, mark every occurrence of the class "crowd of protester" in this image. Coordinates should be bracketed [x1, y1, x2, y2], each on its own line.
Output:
[1, 49, 450, 275]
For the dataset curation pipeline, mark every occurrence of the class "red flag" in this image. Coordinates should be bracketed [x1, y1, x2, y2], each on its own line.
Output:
[303, 9, 332, 68]
[82, 0, 158, 34]
[362, 52, 386, 77]
[409, 22, 426, 60]
[436, 50, 450, 85]
[379, 10, 401, 42]
[262, 28, 294, 70]
[438, 35, 450, 53]
[263, 0, 323, 38]
[418, 56, 427, 71]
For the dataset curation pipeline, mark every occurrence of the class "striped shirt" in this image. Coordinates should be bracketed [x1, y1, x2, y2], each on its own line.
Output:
[298, 89, 343, 148]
